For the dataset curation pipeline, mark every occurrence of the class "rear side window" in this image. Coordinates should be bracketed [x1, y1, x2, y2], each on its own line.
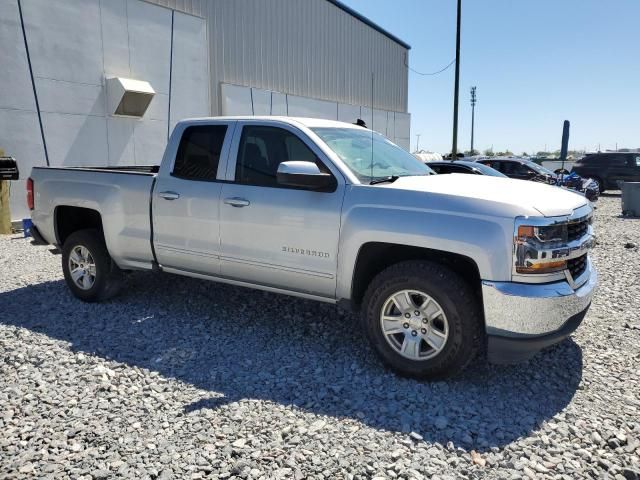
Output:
[611, 155, 627, 166]
[235, 126, 323, 187]
[635, 156, 640, 167]
[482, 160, 503, 172]
[173, 125, 228, 181]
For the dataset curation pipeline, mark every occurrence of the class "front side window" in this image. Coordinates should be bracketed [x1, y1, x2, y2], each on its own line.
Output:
[173, 125, 228, 181]
[311, 127, 433, 183]
[235, 126, 326, 187]
[635, 156, 640, 167]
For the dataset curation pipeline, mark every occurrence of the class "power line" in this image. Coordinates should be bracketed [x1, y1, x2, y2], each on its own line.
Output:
[404, 53, 456, 76]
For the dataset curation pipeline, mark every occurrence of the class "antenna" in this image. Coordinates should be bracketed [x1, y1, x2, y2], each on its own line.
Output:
[370, 73, 374, 183]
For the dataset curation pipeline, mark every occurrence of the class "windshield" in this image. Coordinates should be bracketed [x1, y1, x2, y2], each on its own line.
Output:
[311, 127, 434, 183]
[524, 159, 554, 175]
[467, 162, 507, 177]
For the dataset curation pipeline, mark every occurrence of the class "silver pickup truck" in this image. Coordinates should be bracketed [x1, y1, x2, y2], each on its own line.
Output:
[28, 117, 597, 378]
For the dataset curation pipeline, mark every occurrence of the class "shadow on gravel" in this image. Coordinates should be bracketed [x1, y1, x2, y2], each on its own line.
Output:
[0, 273, 583, 451]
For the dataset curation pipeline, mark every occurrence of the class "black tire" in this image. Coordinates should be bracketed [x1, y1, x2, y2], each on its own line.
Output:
[61, 229, 123, 302]
[361, 260, 482, 380]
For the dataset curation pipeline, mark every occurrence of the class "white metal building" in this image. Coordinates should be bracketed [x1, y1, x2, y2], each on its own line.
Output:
[1, 0, 411, 221]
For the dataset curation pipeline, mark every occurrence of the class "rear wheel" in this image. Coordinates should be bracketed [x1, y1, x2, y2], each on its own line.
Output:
[62, 229, 123, 302]
[361, 260, 482, 379]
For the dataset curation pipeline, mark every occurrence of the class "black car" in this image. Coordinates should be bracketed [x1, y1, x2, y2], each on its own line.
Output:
[427, 160, 507, 177]
[477, 157, 599, 201]
[571, 152, 640, 192]
[476, 157, 556, 183]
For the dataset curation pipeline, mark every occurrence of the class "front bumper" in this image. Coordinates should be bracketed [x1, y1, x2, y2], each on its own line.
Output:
[482, 259, 597, 364]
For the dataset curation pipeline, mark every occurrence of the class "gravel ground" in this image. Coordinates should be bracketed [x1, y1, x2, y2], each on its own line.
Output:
[1, 195, 638, 480]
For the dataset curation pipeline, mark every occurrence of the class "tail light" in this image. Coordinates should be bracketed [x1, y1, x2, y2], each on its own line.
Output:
[27, 177, 34, 210]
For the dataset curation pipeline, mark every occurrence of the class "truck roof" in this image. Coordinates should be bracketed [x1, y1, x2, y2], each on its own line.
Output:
[177, 116, 365, 130]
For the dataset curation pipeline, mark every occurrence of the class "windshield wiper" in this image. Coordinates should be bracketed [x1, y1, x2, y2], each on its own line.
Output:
[369, 175, 400, 185]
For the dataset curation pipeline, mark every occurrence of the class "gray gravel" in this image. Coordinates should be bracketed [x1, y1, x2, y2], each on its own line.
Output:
[1, 195, 639, 480]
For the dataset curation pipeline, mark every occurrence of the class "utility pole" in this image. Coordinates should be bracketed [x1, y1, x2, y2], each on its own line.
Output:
[415, 134, 421, 152]
[451, 0, 462, 158]
[470, 86, 477, 155]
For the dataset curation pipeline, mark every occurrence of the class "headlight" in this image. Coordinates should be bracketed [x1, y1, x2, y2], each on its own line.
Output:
[515, 224, 568, 274]
[517, 225, 567, 244]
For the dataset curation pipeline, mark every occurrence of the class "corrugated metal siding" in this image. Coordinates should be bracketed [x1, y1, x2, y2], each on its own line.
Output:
[143, 0, 409, 115]
[207, 0, 408, 115]
[143, 0, 205, 17]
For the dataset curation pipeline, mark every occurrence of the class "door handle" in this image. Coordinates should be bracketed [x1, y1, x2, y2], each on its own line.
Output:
[224, 197, 250, 207]
[159, 191, 180, 200]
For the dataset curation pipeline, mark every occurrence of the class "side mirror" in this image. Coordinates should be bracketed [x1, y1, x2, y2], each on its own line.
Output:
[276, 161, 334, 191]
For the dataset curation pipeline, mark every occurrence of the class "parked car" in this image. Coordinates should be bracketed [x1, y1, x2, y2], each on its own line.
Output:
[477, 157, 599, 201]
[27, 117, 597, 379]
[426, 160, 507, 177]
[571, 152, 640, 193]
[476, 157, 557, 183]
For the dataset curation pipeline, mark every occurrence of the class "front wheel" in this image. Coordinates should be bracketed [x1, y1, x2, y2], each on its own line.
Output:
[62, 229, 123, 302]
[361, 260, 482, 379]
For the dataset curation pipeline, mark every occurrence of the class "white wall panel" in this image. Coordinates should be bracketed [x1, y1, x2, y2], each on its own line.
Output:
[372, 109, 388, 136]
[251, 88, 272, 115]
[35, 79, 105, 116]
[169, 11, 209, 131]
[221, 84, 253, 115]
[360, 107, 373, 131]
[41, 113, 108, 166]
[133, 119, 166, 165]
[127, 0, 172, 95]
[22, 0, 104, 86]
[145, 93, 169, 122]
[0, 1, 38, 111]
[0, 1, 46, 221]
[337, 104, 361, 124]
[107, 117, 136, 165]
[286, 95, 337, 120]
[393, 111, 411, 148]
[100, 0, 131, 79]
[0, 110, 46, 220]
[271, 92, 287, 116]
[386, 111, 395, 141]
[144, 0, 205, 17]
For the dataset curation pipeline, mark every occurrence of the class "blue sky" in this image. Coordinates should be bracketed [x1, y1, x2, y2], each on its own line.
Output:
[342, 0, 640, 154]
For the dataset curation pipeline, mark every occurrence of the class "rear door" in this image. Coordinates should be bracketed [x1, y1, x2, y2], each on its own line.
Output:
[218, 121, 345, 298]
[607, 154, 635, 187]
[152, 121, 235, 275]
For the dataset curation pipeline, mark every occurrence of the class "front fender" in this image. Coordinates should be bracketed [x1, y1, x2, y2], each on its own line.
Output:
[336, 204, 513, 300]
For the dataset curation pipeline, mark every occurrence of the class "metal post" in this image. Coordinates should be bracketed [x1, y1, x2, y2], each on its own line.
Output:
[451, 0, 461, 158]
[470, 86, 476, 155]
[415, 134, 421, 152]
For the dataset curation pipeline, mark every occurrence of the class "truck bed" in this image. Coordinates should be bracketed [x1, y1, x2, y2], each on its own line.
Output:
[30, 165, 158, 270]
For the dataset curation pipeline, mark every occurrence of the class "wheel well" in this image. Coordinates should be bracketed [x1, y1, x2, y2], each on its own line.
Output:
[55, 206, 103, 246]
[350, 242, 481, 309]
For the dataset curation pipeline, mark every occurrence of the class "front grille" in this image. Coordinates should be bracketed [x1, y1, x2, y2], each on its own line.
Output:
[567, 219, 589, 243]
[568, 253, 588, 280]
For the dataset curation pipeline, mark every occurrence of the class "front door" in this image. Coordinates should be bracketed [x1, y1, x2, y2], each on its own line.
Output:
[218, 122, 344, 298]
[153, 122, 235, 275]
[609, 154, 640, 186]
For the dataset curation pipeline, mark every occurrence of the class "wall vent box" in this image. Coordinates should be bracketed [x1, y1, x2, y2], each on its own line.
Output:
[106, 77, 155, 117]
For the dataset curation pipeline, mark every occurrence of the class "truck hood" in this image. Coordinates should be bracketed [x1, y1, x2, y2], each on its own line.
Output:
[383, 174, 588, 217]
